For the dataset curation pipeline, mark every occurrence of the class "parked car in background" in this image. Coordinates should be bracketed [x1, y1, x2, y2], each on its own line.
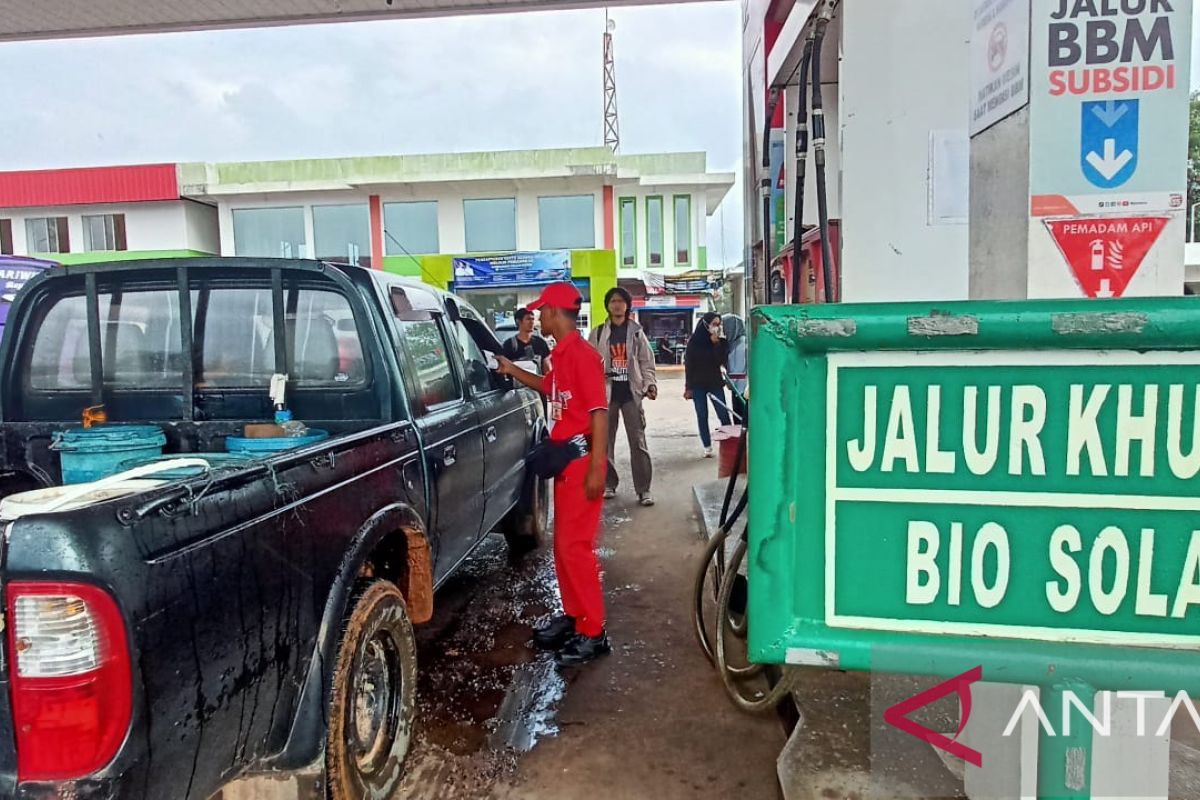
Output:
[0, 257, 547, 800]
[0, 256, 56, 342]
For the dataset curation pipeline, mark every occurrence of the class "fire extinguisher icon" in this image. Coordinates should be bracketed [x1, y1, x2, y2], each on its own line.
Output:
[1090, 240, 1105, 272]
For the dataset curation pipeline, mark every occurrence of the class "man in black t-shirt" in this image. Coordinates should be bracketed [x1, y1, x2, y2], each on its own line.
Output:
[588, 287, 657, 506]
[502, 308, 552, 372]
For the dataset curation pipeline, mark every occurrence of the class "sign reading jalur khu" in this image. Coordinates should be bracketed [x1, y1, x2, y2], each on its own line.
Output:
[828, 350, 1200, 648]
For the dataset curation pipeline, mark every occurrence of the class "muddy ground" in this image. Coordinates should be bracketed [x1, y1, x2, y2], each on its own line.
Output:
[395, 371, 784, 799]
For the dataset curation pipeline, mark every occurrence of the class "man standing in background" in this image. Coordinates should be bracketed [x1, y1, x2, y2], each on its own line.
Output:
[501, 307, 552, 372]
[589, 287, 657, 507]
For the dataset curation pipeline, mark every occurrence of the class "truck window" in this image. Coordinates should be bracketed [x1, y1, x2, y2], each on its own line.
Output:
[28, 289, 183, 390]
[449, 319, 493, 395]
[198, 286, 366, 388]
[25, 283, 367, 392]
[395, 319, 461, 411]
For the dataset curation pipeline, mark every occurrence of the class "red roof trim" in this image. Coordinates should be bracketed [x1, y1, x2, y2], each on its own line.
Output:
[0, 164, 180, 209]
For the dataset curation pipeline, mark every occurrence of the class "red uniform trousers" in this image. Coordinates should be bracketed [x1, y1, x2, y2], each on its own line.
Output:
[553, 456, 605, 637]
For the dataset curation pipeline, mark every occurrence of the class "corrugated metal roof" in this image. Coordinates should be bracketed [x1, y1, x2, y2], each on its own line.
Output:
[0, 164, 180, 208]
[0, 0, 703, 42]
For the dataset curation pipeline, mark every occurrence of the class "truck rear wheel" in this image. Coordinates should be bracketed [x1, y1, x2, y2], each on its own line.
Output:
[326, 579, 417, 800]
[501, 474, 549, 557]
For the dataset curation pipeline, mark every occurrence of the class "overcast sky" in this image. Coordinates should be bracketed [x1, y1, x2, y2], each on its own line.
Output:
[0, 6, 1198, 271]
[0, 3, 745, 267]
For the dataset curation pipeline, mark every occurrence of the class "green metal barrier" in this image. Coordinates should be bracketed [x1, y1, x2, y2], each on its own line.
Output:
[748, 298, 1200, 694]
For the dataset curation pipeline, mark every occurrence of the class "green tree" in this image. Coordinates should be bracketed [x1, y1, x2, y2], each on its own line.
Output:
[1190, 92, 1200, 241]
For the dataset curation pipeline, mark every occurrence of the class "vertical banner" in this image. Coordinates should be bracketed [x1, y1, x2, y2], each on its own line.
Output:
[1027, 0, 1192, 298]
[769, 128, 787, 255]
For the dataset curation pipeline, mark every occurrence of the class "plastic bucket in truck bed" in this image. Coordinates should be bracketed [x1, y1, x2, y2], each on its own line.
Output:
[224, 429, 330, 454]
[51, 425, 167, 485]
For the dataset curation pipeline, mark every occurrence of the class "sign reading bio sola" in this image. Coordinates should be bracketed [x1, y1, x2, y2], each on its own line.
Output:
[1029, 0, 1192, 299]
[748, 300, 1200, 698]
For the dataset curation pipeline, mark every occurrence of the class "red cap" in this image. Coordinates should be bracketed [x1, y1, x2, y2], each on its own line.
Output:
[526, 281, 583, 312]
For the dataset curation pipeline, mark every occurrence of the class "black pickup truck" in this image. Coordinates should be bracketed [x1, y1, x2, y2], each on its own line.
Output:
[0, 258, 548, 800]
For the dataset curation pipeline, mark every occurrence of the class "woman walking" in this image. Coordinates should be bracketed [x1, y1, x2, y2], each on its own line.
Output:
[684, 312, 732, 458]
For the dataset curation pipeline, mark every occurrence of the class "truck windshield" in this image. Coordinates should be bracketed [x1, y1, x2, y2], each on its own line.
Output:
[25, 281, 367, 392]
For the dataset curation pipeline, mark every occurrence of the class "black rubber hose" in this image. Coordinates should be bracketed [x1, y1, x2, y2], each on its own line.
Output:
[762, 88, 780, 304]
[716, 537, 797, 713]
[811, 8, 835, 303]
[791, 37, 814, 305]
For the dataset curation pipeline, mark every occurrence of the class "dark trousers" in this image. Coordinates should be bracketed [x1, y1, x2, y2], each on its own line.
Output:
[692, 388, 732, 449]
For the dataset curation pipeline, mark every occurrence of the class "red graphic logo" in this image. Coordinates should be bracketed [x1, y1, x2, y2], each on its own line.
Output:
[988, 23, 1008, 72]
[884, 666, 984, 767]
[1046, 216, 1170, 298]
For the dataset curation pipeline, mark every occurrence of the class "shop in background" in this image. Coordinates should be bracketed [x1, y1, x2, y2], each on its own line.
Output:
[452, 250, 591, 333]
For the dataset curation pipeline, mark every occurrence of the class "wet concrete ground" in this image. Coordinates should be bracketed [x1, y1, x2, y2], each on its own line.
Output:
[396, 372, 784, 799]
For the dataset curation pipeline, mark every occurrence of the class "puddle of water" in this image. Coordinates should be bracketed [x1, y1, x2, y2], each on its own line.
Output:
[487, 660, 566, 752]
[405, 534, 568, 791]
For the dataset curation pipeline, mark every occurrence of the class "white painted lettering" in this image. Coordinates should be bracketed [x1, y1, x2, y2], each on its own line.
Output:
[882, 386, 920, 473]
[972, 522, 1010, 609]
[1066, 384, 1110, 477]
[963, 386, 1001, 476]
[1134, 529, 1168, 618]
[1048, 525, 1084, 613]
[1009, 386, 1047, 476]
[925, 386, 956, 474]
[1115, 385, 1158, 478]
[847, 385, 878, 472]
[1167, 385, 1200, 480]
[1171, 531, 1200, 619]
[906, 521, 941, 605]
[948, 522, 964, 607]
[1089, 526, 1130, 616]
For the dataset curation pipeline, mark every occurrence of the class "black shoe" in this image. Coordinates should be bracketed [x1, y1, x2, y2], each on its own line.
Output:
[554, 632, 612, 666]
[532, 615, 575, 650]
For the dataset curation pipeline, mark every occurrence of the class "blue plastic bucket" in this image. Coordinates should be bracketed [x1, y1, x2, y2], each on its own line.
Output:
[118, 452, 257, 480]
[51, 425, 167, 485]
[224, 429, 329, 455]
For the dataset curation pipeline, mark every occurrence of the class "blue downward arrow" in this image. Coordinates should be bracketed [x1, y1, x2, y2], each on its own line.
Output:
[1091, 100, 1129, 128]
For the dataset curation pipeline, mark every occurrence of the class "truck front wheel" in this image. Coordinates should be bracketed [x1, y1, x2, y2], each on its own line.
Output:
[501, 474, 549, 557]
[326, 579, 418, 800]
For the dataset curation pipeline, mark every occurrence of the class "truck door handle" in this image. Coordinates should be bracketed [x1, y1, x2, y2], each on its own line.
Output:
[442, 444, 457, 466]
[485, 425, 498, 443]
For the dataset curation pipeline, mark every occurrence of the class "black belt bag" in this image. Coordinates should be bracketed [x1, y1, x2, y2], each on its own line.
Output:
[527, 434, 590, 479]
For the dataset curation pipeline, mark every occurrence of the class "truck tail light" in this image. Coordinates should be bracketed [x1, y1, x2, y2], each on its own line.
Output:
[7, 582, 132, 781]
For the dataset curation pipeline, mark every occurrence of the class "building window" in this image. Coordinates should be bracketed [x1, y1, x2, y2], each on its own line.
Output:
[314, 204, 371, 267]
[83, 214, 127, 252]
[232, 207, 306, 258]
[25, 217, 70, 254]
[464, 198, 516, 253]
[619, 198, 636, 268]
[383, 201, 439, 256]
[646, 196, 664, 267]
[0, 220, 12, 255]
[538, 194, 595, 250]
[673, 195, 691, 266]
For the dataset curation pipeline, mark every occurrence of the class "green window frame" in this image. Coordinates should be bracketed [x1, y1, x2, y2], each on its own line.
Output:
[673, 194, 692, 267]
[646, 195, 664, 268]
[618, 197, 637, 269]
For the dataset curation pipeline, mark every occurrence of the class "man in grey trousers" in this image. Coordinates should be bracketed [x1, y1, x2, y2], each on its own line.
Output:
[589, 286, 657, 506]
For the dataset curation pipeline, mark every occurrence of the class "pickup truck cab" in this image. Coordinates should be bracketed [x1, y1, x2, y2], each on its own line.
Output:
[0, 258, 547, 800]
